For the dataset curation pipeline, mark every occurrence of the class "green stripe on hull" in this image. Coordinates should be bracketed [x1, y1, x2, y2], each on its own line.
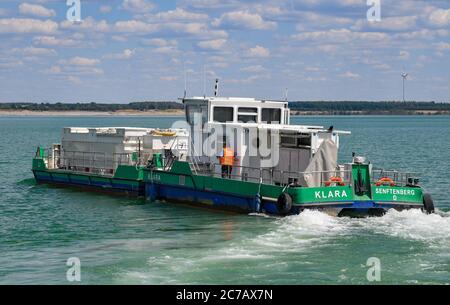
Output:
[288, 186, 353, 204]
[371, 186, 422, 203]
[144, 161, 424, 206]
[148, 170, 284, 199]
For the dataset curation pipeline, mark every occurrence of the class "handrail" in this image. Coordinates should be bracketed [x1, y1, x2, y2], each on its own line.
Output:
[194, 162, 353, 187]
[38, 147, 149, 176]
[371, 169, 418, 186]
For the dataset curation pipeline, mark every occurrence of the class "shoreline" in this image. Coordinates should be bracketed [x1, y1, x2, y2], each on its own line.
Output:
[290, 110, 450, 116]
[0, 110, 185, 116]
[0, 109, 449, 116]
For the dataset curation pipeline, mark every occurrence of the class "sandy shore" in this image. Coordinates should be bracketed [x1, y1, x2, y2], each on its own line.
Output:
[1, 109, 448, 116]
[0, 109, 185, 116]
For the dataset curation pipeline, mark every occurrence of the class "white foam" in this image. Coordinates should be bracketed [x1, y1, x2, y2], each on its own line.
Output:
[117, 209, 450, 284]
[240, 210, 351, 254]
[351, 209, 450, 243]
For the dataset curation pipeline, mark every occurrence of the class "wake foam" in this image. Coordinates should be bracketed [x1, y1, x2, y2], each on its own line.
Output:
[357, 209, 450, 243]
[119, 209, 450, 284]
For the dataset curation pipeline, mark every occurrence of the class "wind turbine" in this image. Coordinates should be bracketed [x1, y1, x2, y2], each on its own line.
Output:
[401, 72, 408, 102]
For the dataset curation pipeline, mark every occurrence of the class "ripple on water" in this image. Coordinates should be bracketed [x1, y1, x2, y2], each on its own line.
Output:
[117, 209, 450, 284]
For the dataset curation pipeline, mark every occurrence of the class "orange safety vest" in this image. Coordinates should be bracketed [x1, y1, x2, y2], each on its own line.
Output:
[219, 147, 236, 166]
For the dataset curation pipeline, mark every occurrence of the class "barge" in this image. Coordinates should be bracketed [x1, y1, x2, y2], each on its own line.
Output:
[32, 95, 434, 217]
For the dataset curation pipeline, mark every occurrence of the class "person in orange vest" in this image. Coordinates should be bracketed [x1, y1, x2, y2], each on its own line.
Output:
[217, 145, 239, 178]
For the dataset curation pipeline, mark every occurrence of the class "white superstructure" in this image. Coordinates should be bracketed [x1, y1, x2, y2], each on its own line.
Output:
[183, 96, 351, 185]
[58, 127, 188, 174]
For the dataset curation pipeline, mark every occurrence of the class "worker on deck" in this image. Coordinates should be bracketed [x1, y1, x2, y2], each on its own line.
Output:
[217, 145, 239, 179]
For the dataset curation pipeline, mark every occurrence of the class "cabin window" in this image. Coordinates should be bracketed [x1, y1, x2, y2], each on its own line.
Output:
[186, 104, 208, 125]
[238, 107, 257, 114]
[237, 107, 257, 123]
[280, 133, 311, 148]
[213, 107, 234, 122]
[238, 115, 257, 123]
[262, 109, 281, 124]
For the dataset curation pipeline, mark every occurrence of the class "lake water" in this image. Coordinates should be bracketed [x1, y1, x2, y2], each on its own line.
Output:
[0, 115, 449, 284]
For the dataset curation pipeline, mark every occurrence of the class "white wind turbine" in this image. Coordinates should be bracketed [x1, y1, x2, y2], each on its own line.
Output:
[401, 72, 408, 102]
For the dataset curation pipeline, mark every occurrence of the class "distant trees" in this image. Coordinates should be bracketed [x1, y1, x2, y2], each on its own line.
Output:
[0, 101, 184, 111]
[0, 101, 449, 114]
[288, 101, 450, 114]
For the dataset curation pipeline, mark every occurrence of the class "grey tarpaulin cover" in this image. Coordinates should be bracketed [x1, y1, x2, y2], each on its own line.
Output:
[300, 139, 338, 187]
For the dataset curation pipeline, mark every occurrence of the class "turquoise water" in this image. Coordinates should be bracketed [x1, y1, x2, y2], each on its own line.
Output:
[0, 115, 449, 284]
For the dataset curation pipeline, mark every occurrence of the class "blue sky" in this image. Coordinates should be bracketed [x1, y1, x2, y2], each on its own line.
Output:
[0, 0, 449, 103]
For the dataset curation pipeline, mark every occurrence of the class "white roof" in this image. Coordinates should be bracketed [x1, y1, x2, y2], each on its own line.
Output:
[207, 122, 351, 135]
[186, 96, 286, 105]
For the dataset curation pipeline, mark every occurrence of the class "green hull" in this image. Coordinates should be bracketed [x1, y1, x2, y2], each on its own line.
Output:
[32, 158, 145, 196]
[143, 161, 425, 215]
[32, 157, 426, 215]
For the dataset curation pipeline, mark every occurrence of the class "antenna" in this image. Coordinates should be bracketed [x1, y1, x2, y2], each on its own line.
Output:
[214, 78, 219, 97]
[183, 62, 187, 98]
[203, 65, 206, 98]
[284, 88, 288, 102]
[401, 72, 408, 102]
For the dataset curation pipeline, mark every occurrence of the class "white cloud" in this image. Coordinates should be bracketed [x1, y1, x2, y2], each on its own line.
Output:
[292, 28, 388, 43]
[435, 42, 450, 51]
[20, 46, 57, 56]
[213, 11, 277, 30]
[19, 3, 55, 18]
[152, 46, 178, 54]
[44, 61, 103, 78]
[241, 65, 266, 73]
[245, 45, 270, 58]
[44, 65, 62, 74]
[227, 73, 271, 84]
[0, 60, 24, 69]
[122, 0, 154, 13]
[374, 63, 391, 70]
[0, 18, 58, 34]
[141, 38, 177, 47]
[394, 29, 449, 41]
[296, 12, 353, 27]
[104, 49, 136, 60]
[353, 16, 418, 31]
[115, 20, 227, 40]
[197, 39, 227, 50]
[339, 71, 360, 79]
[160, 76, 179, 81]
[66, 57, 100, 66]
[33, 36, 79, 47]
[153, 8, 209, 22]
[317, 44, 339, 54]
[295, 0, 362, 6]
[67, 76, 82, 85]
[115, 20, 158, 33]
[428, 8, 450, 27]
[61, 17, 110, 33]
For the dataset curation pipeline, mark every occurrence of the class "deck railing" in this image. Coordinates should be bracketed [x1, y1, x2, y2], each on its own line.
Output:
[188, 162, 353, 188]
[36, 147, 149, 176]
[36, 146, 419, 188]
[371, 169, 419, 186]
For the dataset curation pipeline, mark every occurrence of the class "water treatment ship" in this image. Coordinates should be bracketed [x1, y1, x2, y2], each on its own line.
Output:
[32, 95, 435, 217]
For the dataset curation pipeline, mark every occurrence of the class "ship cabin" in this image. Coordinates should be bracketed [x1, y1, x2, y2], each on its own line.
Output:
[183, 97, 351, 187]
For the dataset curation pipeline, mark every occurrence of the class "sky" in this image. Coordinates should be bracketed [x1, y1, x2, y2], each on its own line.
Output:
[0, 0, 449, 103]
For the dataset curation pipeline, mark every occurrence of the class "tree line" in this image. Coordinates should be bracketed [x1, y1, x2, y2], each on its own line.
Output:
[0, 101, 449, 114]
[289, 101, 450, 111]
[0, 101, 184, 111]
[288, 101, 450, 114]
